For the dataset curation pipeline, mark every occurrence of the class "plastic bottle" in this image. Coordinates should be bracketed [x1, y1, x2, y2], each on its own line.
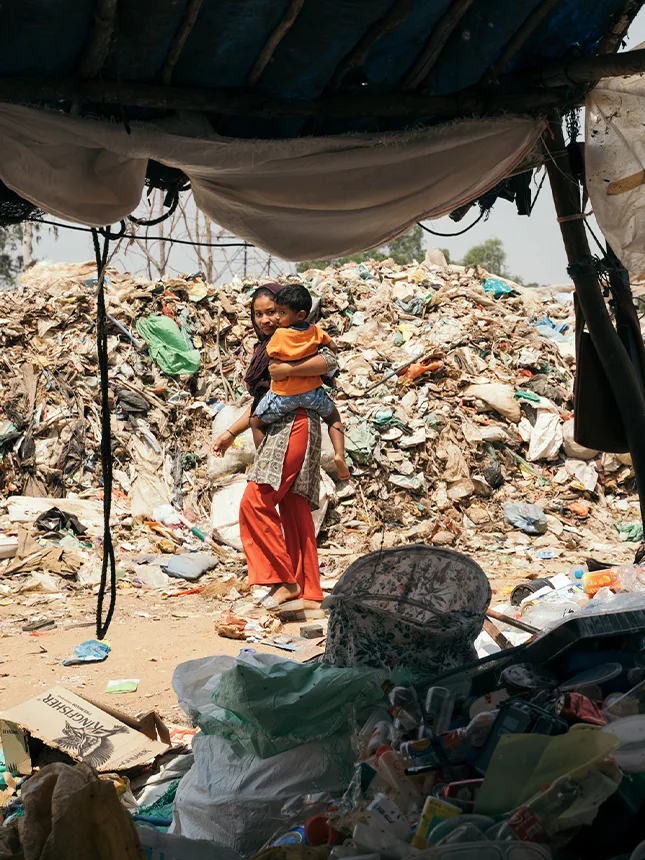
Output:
[569, 563, 588, 582]
[495, 776, 580, 842]
[615, 564, 645, 593]
[437, 711, 497, 764]
[367, 721, 394, 756]
[382, 681, 423, 732]
[375, 746, 422, 812]
[424, 687, 456, 736]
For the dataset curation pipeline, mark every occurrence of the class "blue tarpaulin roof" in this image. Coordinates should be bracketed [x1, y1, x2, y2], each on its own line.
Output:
[0, 0, 639, 138]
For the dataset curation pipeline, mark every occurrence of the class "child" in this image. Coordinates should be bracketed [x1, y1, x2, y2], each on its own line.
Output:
[250, 284, 350, 481]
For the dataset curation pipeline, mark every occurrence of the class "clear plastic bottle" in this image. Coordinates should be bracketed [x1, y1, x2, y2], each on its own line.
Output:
[495, 776, 580, 842]
[382, 681, 423, 732]
[615, 564, 645, 593]
[569, 563, 588, 582]
[424, 687, 456, 736]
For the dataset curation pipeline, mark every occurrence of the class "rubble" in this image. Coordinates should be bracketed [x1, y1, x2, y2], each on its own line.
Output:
[0, 256, 641, 643]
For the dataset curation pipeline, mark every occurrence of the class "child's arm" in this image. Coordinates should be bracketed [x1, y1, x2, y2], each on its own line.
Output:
[327, 338, 339, 354]
[269, 353, 330, 381]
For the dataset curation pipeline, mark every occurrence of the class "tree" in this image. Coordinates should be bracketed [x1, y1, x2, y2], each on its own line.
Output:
[462, 237, 524, 285]
[297, 225, 425, 272]
[463, 238, 506, 275]
[0, 225, 23, 287]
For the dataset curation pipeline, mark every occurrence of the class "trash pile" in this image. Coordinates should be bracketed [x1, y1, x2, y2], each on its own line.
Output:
[6, 545, 645, 858]
[0, 255, 641, 635]
[256, 608, 645, 860]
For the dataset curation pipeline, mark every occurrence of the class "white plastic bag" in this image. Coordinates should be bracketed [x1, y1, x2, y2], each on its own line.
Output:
[527, 407, 563, 462]
[464, 383, 520, 423]
[207, 401, 256, 481]
[169, 655, 352, 855]
[210, 471, 335, 550]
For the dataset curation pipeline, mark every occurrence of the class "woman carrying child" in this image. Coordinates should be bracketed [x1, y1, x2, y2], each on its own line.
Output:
[211, 283, 343, 612]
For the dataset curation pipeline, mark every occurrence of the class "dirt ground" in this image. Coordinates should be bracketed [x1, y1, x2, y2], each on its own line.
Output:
[0, 591, 325, 726]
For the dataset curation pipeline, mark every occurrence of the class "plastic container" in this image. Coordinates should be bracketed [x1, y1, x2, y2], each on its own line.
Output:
[430, 814, 496, 845]
[604, 677, 645, 721]
[494, 776, 580, 842]
[411, 796, 461, 849]
[581, 569, 618, 596]
[365, 793, 410, 841]
[475, 700, 568, 774]
[375, 746, 422, 812]
[560, 662, 623, 693]
[425, 687, 456, 735]
[602, 715, 645, 772]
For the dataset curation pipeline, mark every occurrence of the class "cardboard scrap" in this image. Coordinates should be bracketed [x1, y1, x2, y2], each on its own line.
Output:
[0, 686, 169, 774]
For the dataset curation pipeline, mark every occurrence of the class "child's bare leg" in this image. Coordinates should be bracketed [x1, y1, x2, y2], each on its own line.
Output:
[325, 407, 350, 480]
[249, 415, 267, 449]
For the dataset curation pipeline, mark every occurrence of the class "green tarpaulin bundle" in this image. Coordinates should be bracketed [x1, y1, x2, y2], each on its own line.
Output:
[199, 659, 389, 759]
[136, 314, 201, 376]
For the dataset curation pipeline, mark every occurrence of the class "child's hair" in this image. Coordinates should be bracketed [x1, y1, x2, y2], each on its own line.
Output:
[274, 284, 312, 316]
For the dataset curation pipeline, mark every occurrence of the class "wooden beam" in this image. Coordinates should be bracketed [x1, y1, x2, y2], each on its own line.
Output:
[0, 75, 572, 118]
[328, 0, 415, 92]
[161, 0, 204, 86]
[77, 0, 119, 79]
[535, 45, 645, 86]
[400, 0, 475, 91]
[485, 0, 562, 83]
[246, 0, 305, 87]
[597, 0, 645, 54]
[485, 609, 538, 635]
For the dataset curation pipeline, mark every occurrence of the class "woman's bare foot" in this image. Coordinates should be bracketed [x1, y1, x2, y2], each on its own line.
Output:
[335, 454, 350, 481]
[267, 583, 301, 605]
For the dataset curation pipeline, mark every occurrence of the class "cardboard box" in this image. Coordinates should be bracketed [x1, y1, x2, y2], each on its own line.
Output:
[0, 686, 170, 774]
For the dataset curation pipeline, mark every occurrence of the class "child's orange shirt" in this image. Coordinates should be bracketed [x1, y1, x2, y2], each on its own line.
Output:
[266, 323, 331, 395]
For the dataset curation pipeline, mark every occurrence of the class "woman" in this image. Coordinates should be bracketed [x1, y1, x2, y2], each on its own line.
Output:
[212, 283, 336, 611]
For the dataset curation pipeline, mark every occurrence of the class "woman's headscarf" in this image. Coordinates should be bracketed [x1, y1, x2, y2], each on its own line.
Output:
[244, 282, 282, 402]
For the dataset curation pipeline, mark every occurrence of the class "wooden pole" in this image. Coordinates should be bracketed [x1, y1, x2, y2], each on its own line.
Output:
[544, 114, 645, 529]
[0, 76, 569, 118]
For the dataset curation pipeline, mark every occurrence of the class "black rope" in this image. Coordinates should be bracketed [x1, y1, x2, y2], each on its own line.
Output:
[417, 209, 485, 237]
[128, 193, 180, 227]
[91, 227, 117, 641]
[27, 217, 252, 248]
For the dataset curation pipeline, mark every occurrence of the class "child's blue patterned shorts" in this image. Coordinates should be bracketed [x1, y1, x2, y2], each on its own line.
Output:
[254, 386, 335, 424]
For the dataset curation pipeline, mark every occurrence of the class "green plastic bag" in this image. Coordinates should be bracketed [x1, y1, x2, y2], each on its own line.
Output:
[345, 420, 377, 464]
[200, 659, 389, 758]
[136, 314, 201, 376]
[617, 522, 644, 543]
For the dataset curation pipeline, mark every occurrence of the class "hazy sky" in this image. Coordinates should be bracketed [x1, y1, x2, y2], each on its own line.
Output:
[34, 9, 645, 287]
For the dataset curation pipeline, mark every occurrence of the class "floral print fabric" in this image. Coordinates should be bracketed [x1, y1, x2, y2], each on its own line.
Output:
[323, 544, 491, 676]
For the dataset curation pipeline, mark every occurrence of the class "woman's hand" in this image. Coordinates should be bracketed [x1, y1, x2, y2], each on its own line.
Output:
[268, 360, 293, 381]
[211, 430, 235, 457]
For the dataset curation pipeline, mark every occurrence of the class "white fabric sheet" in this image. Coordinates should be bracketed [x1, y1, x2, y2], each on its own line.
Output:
[0, 104, 543, 260]
[587, 64, 645, 276]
